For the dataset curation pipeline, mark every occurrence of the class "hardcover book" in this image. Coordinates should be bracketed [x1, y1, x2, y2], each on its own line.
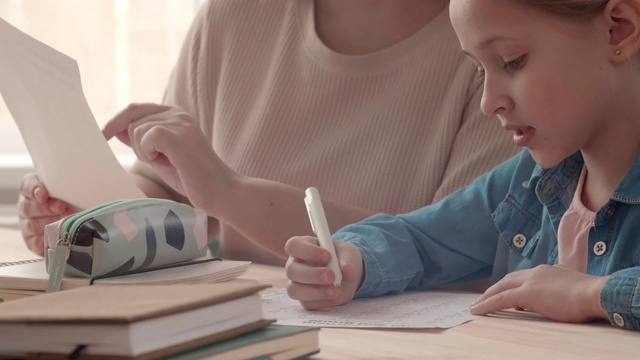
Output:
[167, 324, 320, 360]
[0, 283, 271, 358]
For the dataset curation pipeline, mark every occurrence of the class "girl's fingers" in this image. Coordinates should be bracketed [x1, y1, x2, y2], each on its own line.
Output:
[470, 288, 521, 316]
[298, 299, 342, 311]
[474, 270, 521, 302]
[285, 236, 333, 265]
[286, 282, 340, 303]
[285, 258, 336, 286]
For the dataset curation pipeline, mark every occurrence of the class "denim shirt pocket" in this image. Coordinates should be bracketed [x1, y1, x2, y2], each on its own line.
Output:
[492, 195, 542, 257]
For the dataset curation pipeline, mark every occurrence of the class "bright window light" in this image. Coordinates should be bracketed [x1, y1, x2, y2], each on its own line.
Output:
[0, 0, 200, 177]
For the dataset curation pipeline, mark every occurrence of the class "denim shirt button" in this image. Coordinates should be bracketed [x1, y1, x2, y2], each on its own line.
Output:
[593, 241, 607, 256]
[603, 207, 615, 218]
[613, 313, 625, 327]
[542, 178, 557, 193]
[512, 234, 527, 248]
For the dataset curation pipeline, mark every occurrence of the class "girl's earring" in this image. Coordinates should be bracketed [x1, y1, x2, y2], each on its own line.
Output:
[615, 49, 622, 55]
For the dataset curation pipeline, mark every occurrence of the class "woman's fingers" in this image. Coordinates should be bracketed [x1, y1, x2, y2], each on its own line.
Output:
[17, 173, 71, 256]
[102, 103, 172, 143]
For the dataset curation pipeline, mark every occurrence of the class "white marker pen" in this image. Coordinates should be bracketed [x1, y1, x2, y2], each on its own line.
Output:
[304, 187, 342, 287]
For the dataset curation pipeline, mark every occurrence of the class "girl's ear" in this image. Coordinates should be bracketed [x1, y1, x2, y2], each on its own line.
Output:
[606, 0, 640, 62]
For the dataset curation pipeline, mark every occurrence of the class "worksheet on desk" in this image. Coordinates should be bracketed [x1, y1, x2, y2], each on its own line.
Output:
[262, 289, 480, 328]
[0, 17, 145, 210]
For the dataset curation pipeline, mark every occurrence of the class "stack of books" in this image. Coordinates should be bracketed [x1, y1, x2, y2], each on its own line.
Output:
[0, 283, 320, 359]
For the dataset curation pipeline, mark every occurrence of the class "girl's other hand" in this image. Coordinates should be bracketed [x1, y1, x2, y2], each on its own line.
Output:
[470, 264, 609, 323]
[285, 235, 363, 310]
[17, 173, 72, 256]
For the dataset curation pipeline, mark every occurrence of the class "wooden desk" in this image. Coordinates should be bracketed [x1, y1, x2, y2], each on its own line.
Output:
[2, 228, 638, 359]
[240, 264, 638, 360]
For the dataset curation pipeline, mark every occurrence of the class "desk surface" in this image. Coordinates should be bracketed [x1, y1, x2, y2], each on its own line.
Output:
[1, 227, 637, 359]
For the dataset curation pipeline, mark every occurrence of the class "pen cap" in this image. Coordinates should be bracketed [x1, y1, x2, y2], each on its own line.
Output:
[304, 187, 330, 236]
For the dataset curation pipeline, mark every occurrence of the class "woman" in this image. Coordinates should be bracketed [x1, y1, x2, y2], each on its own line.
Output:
[18, 0, 516, 265]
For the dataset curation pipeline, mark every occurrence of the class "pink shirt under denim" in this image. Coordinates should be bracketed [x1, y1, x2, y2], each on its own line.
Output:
[557, 166, 595, 273]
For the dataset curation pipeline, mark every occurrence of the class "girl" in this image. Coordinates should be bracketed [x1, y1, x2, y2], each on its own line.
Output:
[284, 0, 640, 331]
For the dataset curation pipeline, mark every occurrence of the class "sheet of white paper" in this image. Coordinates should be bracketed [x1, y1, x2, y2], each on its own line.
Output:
[262, 288, 480, 328]
[0, 17, 145, 210]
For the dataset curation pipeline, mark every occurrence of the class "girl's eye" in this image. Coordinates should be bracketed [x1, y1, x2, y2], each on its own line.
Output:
[477, 68, 485, 78]
[504, 55, 526, 71]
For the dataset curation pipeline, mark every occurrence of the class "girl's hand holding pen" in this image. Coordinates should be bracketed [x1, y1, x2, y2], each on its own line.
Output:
[285, 235, 363, 310]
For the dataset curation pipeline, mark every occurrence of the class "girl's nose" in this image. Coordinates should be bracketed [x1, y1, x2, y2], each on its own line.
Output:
[480, 76, 513, 116]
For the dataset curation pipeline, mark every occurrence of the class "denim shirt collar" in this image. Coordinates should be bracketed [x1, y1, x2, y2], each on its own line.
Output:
[611, 154, 640, 204]
[522, 150, 640, 206]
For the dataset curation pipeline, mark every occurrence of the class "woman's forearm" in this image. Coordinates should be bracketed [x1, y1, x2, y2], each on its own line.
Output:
[130, 160, 375, 259]
[212, 176, 376, 258]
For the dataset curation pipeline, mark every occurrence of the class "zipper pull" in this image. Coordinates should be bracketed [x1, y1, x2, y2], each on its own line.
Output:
[46, 233, 71, 292]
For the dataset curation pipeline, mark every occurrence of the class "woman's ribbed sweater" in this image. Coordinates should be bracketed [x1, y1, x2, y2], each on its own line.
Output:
[163, 0, 516, 223]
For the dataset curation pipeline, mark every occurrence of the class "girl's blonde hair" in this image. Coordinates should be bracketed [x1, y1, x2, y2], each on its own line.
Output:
[517, 0, 608, 18]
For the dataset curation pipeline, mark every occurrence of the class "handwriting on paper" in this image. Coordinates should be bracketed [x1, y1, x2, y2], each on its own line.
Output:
[262, 289, 480, 328]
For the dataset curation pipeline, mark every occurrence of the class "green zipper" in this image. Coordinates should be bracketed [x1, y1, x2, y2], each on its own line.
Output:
[59, 198, 160, 241]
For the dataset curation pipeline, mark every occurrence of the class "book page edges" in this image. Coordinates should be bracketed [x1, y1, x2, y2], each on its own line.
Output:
[0, 283, 270, 323]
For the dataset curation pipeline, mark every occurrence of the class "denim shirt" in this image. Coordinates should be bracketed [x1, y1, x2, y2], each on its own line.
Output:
[333, 149, 640, 331]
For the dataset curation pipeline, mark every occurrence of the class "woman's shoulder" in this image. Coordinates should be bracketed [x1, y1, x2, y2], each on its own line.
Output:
[186, 0, 299, 53]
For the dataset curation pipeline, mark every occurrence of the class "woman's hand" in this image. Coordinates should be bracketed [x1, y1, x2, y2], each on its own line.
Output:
[102, 103, 236, 214]
[285, 235, 363, 310]
[470, 264, 609, 322]
[17, 173, 73, 256]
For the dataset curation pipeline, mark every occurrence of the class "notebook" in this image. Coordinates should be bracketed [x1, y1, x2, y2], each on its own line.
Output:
[0, 257, 250, 294]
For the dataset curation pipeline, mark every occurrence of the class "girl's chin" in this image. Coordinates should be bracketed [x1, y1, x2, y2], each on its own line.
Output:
[529, 151, 565, 169]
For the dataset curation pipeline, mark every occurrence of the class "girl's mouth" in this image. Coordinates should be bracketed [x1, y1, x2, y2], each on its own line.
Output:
[513, 126, 534, 147]
[514, 127, 532, 136]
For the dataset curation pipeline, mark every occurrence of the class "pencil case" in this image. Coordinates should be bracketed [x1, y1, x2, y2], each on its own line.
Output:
[44, 198, 209, 280]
